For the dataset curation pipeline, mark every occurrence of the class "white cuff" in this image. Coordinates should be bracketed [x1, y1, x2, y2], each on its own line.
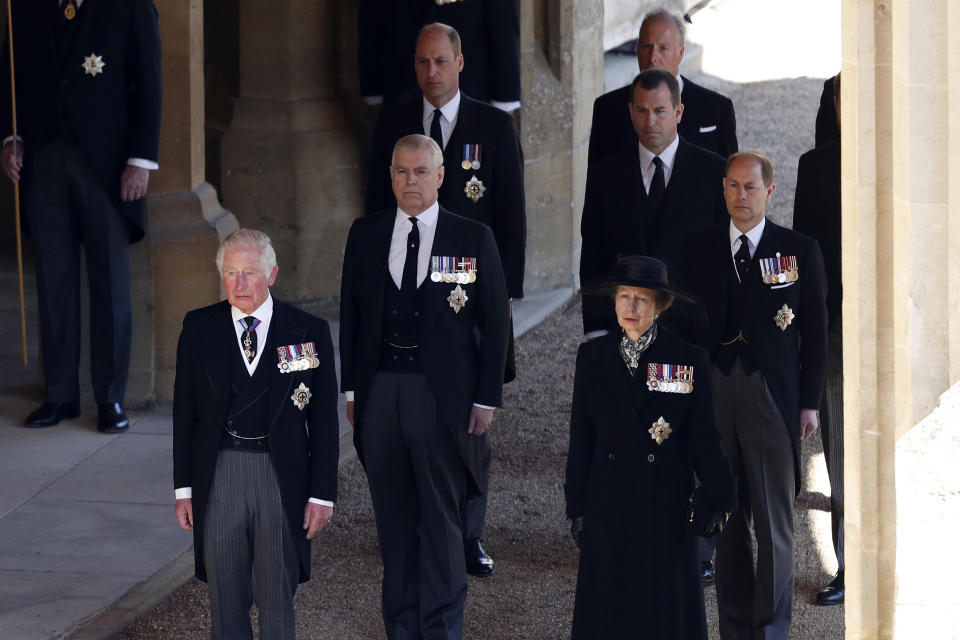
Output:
[490, 100, 521, 112]
[363, 95, 383, 106]
[308, 498, 335, 507]
[584, 329, 609, 341]
[344, 390, 355, 401]
[472, 403, 495, 410]
[127, 157, 159, 170]
[175, 487, 192, 500]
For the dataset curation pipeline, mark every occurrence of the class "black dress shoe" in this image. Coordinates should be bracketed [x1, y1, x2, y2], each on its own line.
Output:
[464, 538, 494, 577]
[816, 572, 844, 606]
[701, 561, 716, 586]
[97, 402, 130, 433]
[25, 402, 80, 428]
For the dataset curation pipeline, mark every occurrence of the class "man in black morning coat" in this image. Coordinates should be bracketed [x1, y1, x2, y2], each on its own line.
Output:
[365, 22, 525, 576]
[793, 71, 844, 607]
[587, 8, 737, 166]
[358, 0, 520, 108]
[680, 151, 828, 640]
[173, 229, 339, 639]
[580, 69, 726, 339]
[0, 0, 161, 432]
[340, 134, 509, 639]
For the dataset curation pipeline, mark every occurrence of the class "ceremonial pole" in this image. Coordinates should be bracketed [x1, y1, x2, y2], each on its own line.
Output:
[5, 0, 27, 366]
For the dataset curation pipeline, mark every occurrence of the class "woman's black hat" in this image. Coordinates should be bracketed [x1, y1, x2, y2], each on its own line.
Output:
[583, 255, 694, 304]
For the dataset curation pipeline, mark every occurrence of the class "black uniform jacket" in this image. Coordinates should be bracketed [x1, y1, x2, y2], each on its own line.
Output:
[339, 207, 510, 495]
[564, 327, 736, 639]
[579, 137, 726, 334]
[0, 0, 162, 242]
[793, 140, 841, 318]
[680, 221, 828, 490]
[173, 300, 340, 583]
[365, 93, 526, 298]
[358, 0, 520, 105]
[587, 76, 738, 167]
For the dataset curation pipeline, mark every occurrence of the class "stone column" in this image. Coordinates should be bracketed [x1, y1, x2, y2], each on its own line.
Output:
[842, 0, 959, 636]
[143, 0, 235, 403]
[219, 0, 363, 303]
[521, 0, 603, 291]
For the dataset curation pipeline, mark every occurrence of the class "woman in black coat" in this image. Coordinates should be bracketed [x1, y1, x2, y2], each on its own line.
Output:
[565, 256, 737, 639]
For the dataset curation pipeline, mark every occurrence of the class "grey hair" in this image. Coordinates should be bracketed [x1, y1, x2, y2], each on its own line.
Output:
[640, 8, 686, 48]
[391, 133, 444, 170]
[215, 228, 278, 277]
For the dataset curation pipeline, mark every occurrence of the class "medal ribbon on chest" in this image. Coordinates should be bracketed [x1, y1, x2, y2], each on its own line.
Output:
[646, 363, 694, 393]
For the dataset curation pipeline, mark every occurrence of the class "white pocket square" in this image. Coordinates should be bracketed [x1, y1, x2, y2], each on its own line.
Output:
[699, 125, 717, 133]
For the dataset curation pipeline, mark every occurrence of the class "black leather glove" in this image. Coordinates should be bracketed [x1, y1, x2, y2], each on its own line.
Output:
[570, 517, 584, 548]
[703, 511, 731, 538]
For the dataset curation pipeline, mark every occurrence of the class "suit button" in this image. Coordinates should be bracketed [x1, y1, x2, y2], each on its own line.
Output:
[226, 420, 233, 427]
[648, 454, 655, 463]
[608, 452, 615, 461]
[392, 355, 398, 360]
[60, 78, 67, 88]
[408, 356, 414, 361]
[414, 311, 420, 317]
[392, 309, 398, 315]
[393, 332, 399, 337]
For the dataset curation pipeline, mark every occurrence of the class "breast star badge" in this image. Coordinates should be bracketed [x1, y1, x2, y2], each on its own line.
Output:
[291, 382, 311, 410]
[464, 175, 486, 203]
[82, 53, 106, 77]
[447, 284, 468, 313]
[649, 416, 672, 445]
[774, 304, 795, 331]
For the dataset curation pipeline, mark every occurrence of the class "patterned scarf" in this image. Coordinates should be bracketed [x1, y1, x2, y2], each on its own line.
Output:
[619, 323, 658, 375]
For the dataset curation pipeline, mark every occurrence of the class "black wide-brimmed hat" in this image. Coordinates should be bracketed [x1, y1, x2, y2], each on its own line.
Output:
[583, 255, 694, 304]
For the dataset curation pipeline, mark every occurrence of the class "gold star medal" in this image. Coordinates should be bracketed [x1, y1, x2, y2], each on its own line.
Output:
[291, 382, 312, 410]
[774, 304, 795, 331]
[447, 284, 468, 313]
[82, 53, 106, 77]
[649, 416, 672, 445]
[464, 175, 486, 203]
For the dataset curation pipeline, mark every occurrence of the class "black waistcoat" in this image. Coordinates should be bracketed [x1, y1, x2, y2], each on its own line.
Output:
[224, 341, 272, 438]
[379, 271, 425, 373]
[715, 257, 758, 375]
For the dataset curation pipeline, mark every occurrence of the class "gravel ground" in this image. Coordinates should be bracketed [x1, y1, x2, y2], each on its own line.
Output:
[118, 76, 845, 639]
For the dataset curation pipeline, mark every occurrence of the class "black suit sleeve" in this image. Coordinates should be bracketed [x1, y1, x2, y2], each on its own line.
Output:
[364, 113, 396, 215]
[717, 96, 738, 159]
[564, 344, 595, 519]
[338, 222, 362, 393]
[474, 224, 511, 407]
[482, 0, 521, 102]
[127, 0, 162, 162]
[306, 319, 340, 502]
[579, 163, 610, 334]
[798, 238, 829, 410]
[172, 311, 200, 490]
[491, 114, 526, 298]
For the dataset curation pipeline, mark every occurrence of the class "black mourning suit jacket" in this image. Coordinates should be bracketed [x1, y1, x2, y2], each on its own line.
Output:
[679, 221, 828, 489]
[587, 77, 738, 167]
[365, 93, 526, 298]
[173, 300, 340, 583]
[579, 137, 727, 334]
[358, 0, 520, 105]
[0, 0, 162, 242]
[339, 207, 510, 494]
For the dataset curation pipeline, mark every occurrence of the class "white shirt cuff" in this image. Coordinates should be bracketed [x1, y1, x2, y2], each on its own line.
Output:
[175, 487, 192, 500]
[363, 95, 384, 106]
[127, 157, 159, 170]
[308, 498, 335, 507]
[490, 100, 521, 112]
[584, 329, 609, 341]
[345, 390, 355, 402]
[472, 403, 495, 410]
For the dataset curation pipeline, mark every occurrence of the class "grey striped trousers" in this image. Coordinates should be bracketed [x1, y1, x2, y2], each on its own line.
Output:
[204, 449, 300, 640]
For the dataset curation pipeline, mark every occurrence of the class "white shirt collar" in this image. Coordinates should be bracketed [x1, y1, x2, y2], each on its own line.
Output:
[395, 200, 439, 231]
[638, 133, 680, 174]
[675, 73, 684, 94]
[422, 91, 461, 127]
[231, 291, 274, 324]
[729, 217, 766, 257]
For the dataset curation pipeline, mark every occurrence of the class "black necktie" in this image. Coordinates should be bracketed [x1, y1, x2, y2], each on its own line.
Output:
[401, 217, 420, 293]
[241, 316, 260, 363]
[734, 234, 751, 282]
[430, 108, 444, 150]
[648, 156, 665, 208]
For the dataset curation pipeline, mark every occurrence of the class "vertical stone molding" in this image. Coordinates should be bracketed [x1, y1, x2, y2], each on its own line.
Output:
[219, 0, 363, 303]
